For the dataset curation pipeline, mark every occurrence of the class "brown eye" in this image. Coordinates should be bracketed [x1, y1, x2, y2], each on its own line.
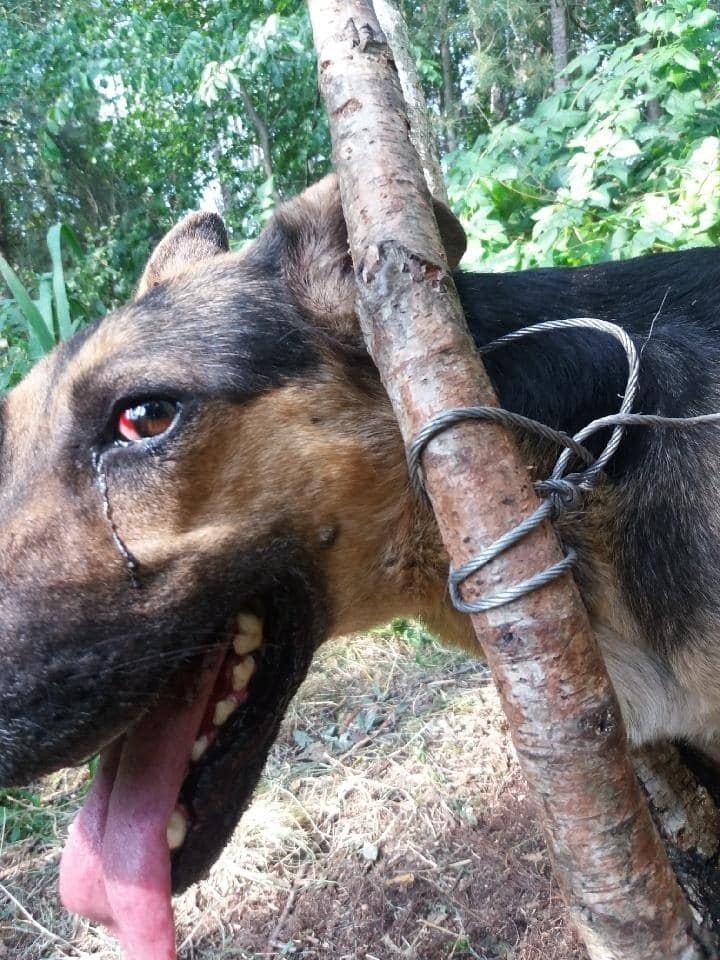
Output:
[116, 400, 179, 443]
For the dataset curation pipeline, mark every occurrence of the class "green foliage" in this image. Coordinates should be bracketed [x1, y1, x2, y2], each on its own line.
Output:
[1, 760, 97, 846]
[445, 0, 720, 269]
[0, 787, 56, 844]
[1, 0, 328, 310]
[0, 224, 87, 391]
[197, 5, 329, 227]
[3, 0, 720, 392]
[400, 0, 642, 151]
[389, 618, 449, 666]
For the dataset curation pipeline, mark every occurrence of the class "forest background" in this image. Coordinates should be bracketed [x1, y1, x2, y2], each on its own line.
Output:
[1, 0, 719, 389]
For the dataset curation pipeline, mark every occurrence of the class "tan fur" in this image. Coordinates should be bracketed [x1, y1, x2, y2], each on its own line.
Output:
[68, 349, 470, 644]
[137, 210, 229, 295]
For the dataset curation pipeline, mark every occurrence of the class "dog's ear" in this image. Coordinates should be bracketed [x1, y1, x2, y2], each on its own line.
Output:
[137, 211, 230, 295]
[432, 198, 467, 271]
[246, 173, 466, 332]
[245, 175, 356, 329]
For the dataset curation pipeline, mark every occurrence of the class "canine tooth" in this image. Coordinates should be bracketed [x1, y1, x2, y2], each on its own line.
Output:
[232, 655, 256, 692]
[233, 613, 263, 655]
[166, 810, 187, 850]
[213, 696, 238, 726]
[191, 735, 210, 762]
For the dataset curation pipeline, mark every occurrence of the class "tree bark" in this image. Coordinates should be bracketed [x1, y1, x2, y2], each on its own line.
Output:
[373, 0, 447, 203]
[307, 1, 713, 957]
[631, 745, 720, 933]
[549, 0, 570, 91]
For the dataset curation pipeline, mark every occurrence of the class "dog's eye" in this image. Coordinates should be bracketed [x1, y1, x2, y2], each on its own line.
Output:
[115, 400, 179, 444]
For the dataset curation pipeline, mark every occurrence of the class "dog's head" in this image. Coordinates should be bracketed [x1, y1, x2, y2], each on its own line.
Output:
[0, 175, 466, 907]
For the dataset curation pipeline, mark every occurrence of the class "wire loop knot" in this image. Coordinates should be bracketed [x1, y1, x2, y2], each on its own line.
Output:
[407, 316, 720, 614]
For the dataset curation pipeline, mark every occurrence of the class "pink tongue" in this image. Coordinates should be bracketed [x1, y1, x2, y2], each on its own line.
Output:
[59, 653, 224, 960]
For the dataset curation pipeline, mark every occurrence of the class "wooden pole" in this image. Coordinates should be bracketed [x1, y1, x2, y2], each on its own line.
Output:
[307, 2, 712, 957]
[373, 0, 447, 203]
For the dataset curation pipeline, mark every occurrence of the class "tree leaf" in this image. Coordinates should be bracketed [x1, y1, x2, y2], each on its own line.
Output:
[673, 48, 701, 72]
[47, 223, 80, 341]
[0, 255, 55, 354]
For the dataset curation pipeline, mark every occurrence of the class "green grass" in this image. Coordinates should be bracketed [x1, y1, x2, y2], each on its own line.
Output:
[0, 787, 57, 844]
[0, 223, 86, 392]
[390, 617, 457, 668]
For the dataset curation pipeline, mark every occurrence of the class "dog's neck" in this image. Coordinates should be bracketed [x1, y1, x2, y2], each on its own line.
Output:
[325, 478, 476, 651]
[307, 367, 475, 652]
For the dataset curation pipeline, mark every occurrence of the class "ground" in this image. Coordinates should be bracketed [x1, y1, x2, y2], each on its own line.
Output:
[1, 625, 586, 960]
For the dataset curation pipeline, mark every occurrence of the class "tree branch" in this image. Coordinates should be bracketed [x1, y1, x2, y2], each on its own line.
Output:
[373, 0, 447, 203]
[235, 81, 279, 199]
[307, 1, 711, 957]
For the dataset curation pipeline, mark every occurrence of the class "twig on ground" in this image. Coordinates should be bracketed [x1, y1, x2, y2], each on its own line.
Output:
[0, 880, 80, 954]
[266, 862, 309, 952]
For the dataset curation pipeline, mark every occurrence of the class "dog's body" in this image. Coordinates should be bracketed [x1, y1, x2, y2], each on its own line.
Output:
[2, 175, 720, 956]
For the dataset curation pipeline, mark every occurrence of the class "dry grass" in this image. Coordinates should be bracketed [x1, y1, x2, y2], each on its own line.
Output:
[0, 626, 585, 960]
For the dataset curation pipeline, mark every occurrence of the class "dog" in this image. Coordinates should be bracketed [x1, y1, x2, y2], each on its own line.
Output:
[2, 174, 720, 958]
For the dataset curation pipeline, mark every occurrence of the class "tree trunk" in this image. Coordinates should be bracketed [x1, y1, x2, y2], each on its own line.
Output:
[439, 0, 457, 151]
[489, 83, 506, 119]
[549, 0, 569, 91]
[634, 0, 661, 121]
[633, 744, 720, 940]
[307, 1, 711, 957]
[0, 195, 8, 260]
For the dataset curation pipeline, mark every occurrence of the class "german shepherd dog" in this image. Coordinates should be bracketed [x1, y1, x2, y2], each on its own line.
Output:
[2, 175, 720, 958]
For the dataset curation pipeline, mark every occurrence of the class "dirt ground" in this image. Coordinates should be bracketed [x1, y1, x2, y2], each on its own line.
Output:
[1, 626, 586, 960]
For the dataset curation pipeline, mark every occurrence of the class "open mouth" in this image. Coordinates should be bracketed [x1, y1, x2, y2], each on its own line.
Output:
[58, 569, 325, 960]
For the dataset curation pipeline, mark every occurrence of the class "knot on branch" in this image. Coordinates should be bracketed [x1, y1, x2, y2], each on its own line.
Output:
[343, 14, 387, 52]
[360, 241, 447, 286]
[578, 702, 618, 739]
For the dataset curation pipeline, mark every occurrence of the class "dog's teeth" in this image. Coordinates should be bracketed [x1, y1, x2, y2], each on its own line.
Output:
[233, 613, 263, 655]
[166, 810, 187, 850]
[233, 633, 260, 656]
[232, 655, 256, 692]
[213, 696, 238, 726]
[191, 734, 210, 762]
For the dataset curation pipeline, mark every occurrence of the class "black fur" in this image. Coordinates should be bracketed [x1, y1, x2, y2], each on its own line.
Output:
[0, 535, 327, 788]
[455, 249, 720, 655]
